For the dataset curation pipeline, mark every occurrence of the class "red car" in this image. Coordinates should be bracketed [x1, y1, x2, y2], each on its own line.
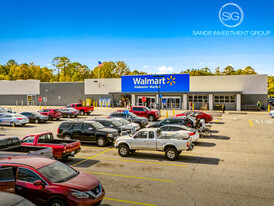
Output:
[66, 103, 94, 115]
[0, 156, 105, 206]
[38, 108, 62, 121]
[129, 106, 160, 121]
[175, 111, 213, 122]
[21, 132, 81, 159]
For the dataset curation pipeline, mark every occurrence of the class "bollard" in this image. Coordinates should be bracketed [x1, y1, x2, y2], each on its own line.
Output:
[83, 101, 85, 106]
[173, 109, 175, 116]
[16, 100, 18, 107]
[106, 102, 108, 108]
[268, 105, 271, 113]
[166, 110, 168, 118]
[192, 103, 194, 110]
[21, 100, 23, 107]
[96, 102, 97, 107]
[101, 102, 102, 108]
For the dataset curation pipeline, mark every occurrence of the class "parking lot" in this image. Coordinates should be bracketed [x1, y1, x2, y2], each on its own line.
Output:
[1, 106, 274, 206]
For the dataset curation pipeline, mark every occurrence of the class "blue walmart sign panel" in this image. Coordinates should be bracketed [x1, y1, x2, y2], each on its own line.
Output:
[122, 74, 190, 92]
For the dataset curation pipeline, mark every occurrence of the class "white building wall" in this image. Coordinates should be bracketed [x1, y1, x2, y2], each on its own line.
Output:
[85, 78, 121, 95]
[190, 75, 267, 94]
[0, 80, 40, 95]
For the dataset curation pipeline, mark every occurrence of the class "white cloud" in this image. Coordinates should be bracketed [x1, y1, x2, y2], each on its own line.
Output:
[46, 64, 51, 67]
[156, 66, 174, 74]
[143, 65, 148, 69]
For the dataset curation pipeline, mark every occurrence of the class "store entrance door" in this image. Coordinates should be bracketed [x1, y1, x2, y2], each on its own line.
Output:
[138, 96, 156, 108]
[162, 97, 180, 109]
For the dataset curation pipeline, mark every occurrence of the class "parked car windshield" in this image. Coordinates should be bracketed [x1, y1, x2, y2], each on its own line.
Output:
[111, 119, 123, 127]
[129, 112, 137, 118]
[38, 161, 79, 183]
[119, 118, 130, 124]
[91, 121, 105, 130]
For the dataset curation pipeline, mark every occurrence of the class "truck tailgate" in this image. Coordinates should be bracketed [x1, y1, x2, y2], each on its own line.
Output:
[64, 141, 81, 153]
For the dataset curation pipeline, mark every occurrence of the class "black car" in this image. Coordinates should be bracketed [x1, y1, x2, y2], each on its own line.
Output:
[92, 118, 136, 134]
[108, 111, 148, 128]
[20, 112, 48, 123]
[57, 121, 119, 146]
[147, 117, 193, 128]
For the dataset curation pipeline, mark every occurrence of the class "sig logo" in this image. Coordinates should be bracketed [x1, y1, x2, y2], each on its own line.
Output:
[219, 3, 244, 27]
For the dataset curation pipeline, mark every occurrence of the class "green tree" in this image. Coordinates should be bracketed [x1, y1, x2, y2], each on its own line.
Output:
[268, 76, 274, 94]
[52, 57, 71, 82]
[222, 65, 236, 75]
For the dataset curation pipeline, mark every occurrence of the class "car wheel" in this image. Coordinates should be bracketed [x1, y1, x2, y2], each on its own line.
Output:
[118, 144, 130, 157]
[87, 112, 91, 115]
[50, 198, 67, 206]
[56, 118, 60, 121]
[96, 136, 106, 147]
[80, 111, 85, 115]
[63, 135, 71, 140]
[165, 148, 179, 161]
[67, 114, 71, 118]
[10, 122, 16, 127]
[35, 119, 39, 124]
[22, 123, 26, 126]
[48, 116, 53, 121]
[130, 149, 136, 153]
[148, 115, 155, 122]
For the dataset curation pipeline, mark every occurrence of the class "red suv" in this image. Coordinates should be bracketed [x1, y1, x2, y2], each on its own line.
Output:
[0, 156, 105, 206]
[129, 106, 160, 121]
[38, 108, 62, 121]
[175, 110, 213, 122]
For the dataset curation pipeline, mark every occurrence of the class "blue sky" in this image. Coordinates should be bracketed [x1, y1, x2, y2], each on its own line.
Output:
[0, 0, 273, 75]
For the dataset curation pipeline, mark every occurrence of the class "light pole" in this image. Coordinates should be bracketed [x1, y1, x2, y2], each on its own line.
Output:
[153, 75, 164, 110]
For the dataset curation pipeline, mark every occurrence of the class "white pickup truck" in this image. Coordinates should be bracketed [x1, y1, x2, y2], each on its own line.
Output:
[114, 128, 194, 161]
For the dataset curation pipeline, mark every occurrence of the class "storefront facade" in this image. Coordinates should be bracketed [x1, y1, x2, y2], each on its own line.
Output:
[0, 74, 268, 111]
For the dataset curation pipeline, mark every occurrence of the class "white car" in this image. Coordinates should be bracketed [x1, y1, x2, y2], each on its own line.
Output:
[160, 124, 200, 142]
[269, 111, 274, 118]
[113, 118, 140, 131]
[0, 113, 29, 127]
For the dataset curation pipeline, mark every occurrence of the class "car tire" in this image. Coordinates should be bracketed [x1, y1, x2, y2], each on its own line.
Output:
[63, 135, 71, 140]
[48, 116, 53, 121]
[35, 119, 39, 124]
[49, 198, 67, 206]
[118, 144, 130, 157]
[67, 114, 71, 118]
[87, 112, 91, 115]
[10, 122, 16, 127]
[22, 123, 26, 126]
[165, 148, 179, 161]
[80, 111, 85, 116]
[130, 149, 136, 153]
[56, 118, 60, 121]
[148, 115, 155, 122]
[96, 136, 106, 147]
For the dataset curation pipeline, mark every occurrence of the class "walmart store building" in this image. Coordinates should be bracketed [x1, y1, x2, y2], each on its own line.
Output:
[0, 74, 268, 111]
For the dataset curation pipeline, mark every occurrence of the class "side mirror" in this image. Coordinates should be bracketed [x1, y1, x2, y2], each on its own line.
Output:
[33, 180, 43, 187]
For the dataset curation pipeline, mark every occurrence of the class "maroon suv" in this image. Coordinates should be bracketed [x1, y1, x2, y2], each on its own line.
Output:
[129, 106, 160, 121]
[0, 156, 105, 206]
[38, 108, 62, 121]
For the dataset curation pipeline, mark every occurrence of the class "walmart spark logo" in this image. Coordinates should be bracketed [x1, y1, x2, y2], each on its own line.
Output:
[167, 76, 176, 86]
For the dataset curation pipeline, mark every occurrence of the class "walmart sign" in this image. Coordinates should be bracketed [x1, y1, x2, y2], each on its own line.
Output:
[121, 74, 190, 92]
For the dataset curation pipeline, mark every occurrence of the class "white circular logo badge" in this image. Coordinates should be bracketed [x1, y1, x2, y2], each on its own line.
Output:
[219, 3, 244, 28]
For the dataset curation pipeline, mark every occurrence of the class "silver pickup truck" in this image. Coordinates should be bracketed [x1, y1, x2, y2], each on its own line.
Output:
[114, 128, 194, 161]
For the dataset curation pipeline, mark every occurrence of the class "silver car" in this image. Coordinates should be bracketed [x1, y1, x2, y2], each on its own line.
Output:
[0, 113, 29, 127]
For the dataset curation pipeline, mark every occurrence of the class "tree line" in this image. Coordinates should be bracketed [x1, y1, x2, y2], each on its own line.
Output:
[0, 57, 273, 94]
